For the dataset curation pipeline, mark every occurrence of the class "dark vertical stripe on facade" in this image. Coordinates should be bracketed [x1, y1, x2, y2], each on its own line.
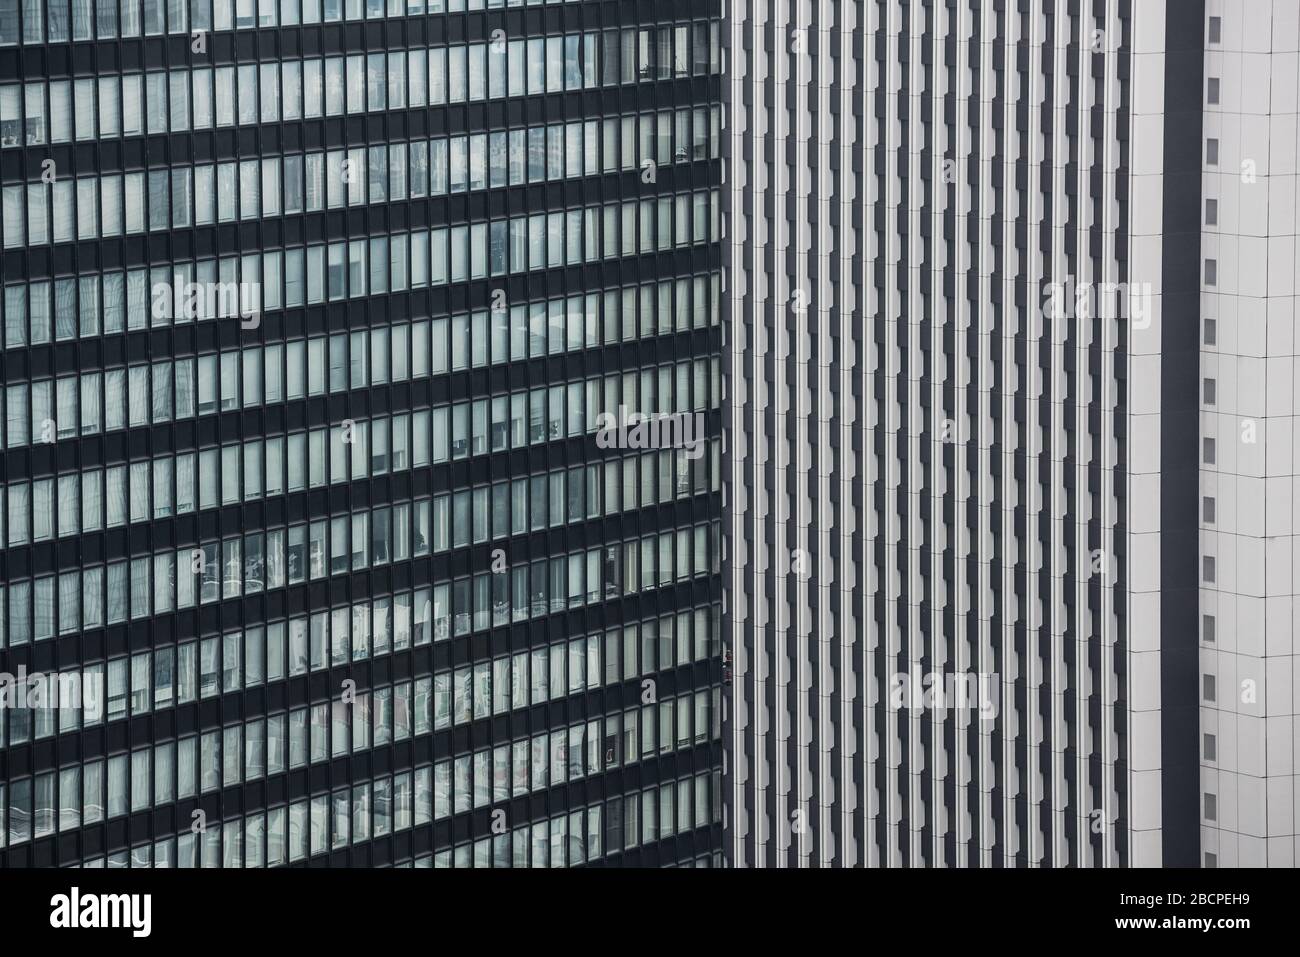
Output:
[1158, 0, 1204, 869]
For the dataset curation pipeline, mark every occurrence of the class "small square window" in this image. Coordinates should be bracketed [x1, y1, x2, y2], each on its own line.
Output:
[1203, 437, 1216, 464]
[1205, 259, 1218, 286]
[1203, 614, 1216, 643]
[1207, 138, 1219, 165]
[1204, 792, 1217, 821]
[1204, 318, 1217, 345]
[1204, 378, 1216, 405]
[1205, 852, 1217, 868]
[1207, 77, 1220, 104]
[1204, 733, 1216, 761]
[1203, 674, 1216, 702]
[1203, 555, 1216, 582]
[1203, 497, 1216, 523]
[1206, 198, 1218, 225]
[1209, 16, 1221, 43]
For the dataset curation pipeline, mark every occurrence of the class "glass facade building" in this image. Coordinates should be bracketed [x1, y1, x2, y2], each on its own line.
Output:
[0, 0, 724, 868]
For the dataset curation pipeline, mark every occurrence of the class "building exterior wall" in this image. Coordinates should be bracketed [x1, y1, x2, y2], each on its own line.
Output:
[724, 0, 1208, 868]
[1199, 0, 1300, 868]
[0, 0, 726, 868]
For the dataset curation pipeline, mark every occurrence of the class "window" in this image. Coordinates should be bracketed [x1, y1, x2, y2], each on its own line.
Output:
[1203, 614, 1216, 643]
[1204, 259, 1217, 286]
[1204, 733, 1216, 761]
[1207, 77, 1219, 105]
[1205, 198, 1217, 225]
[1207, 138, 1219, 165]
[1203, 497, 1215, 523]
[1208, 16, 1221, 43]
[200, 636, 220, 697]
[1204, 318, 1216, 345]
[1203, 674, 1216, 702]
[1203, 792, 1217, 821]
[1203, 378, 1216, 405]
[1202, 556, 1215, 583]
[131, 652, 151, 714]
[1203, 437, 1216, 464]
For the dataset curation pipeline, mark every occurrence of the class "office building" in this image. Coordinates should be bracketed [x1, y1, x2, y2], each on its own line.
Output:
[0, 0, 725, 868]
[723, 0, 1237, 867]
[1198, 0, 1300, 868]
